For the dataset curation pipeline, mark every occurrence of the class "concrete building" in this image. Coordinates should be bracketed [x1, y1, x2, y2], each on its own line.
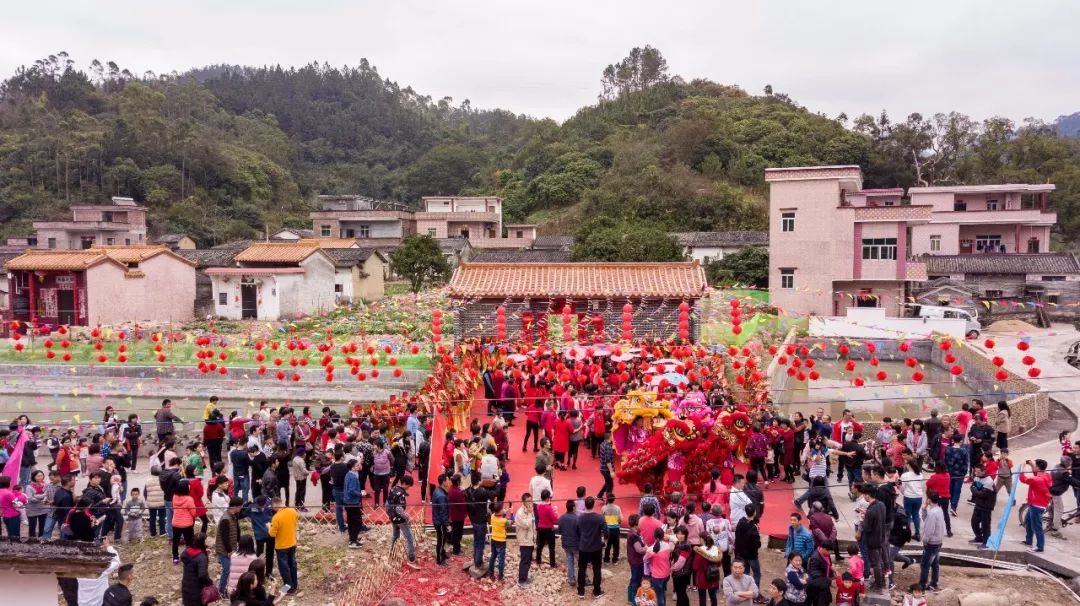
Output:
[908, 184, 1056, 255]
[34, 197, 147, 250]
[673, 231, 769, 264]
[4, 246, 196, 327]
[205, 243, 338, 320]
[310, 195, 534, 249]
[765, 166, 929, 317]
[323, 248, 387, 303]
[177, 248, 242, 317]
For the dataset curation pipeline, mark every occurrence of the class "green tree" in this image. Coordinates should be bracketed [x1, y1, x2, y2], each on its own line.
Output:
[571, 217, 684, 262]
[389, 234, 452, 293]
[706, 247, 769, 287]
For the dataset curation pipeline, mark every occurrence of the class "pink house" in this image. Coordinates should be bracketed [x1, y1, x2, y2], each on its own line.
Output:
[766, 166, 929, 317]
[4, 246, 196, 328]
[907, 184, 1056, 255]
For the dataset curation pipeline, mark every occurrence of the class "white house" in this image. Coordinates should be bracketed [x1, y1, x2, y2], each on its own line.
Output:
[205, 242, 337, 320]
[673, 231, 768, 264]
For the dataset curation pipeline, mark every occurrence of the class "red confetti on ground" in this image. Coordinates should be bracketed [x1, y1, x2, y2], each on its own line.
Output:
[378, 554, 525, 606]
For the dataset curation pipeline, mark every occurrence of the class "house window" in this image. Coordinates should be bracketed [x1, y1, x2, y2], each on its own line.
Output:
[124, 239, 131, 245]
[985, 289, 1003, 298]
[80, 237, 95, 249]
[516, 230, 524, 239]
[1027, 238, 1040, 253]
[1042, 276, 1066, 282]
[1048, 294, 1061, 304]
[975, 235, 1001, 252]
[953, 200, 967, 211]
[218, 292, 228, 305]
[106, 238, 115, 245]
[320, 225, 331, 237]
[987, 199, 999, 211]
[334, 284, 343, 293]
[47, 238, 56, 249]
[427, 228, 437, 237]
[780, 269, 795, 289]
[861, 238, 898, 260]
[358, 225, 370, 238]
[781, 212, 795, 232]
[102, 211, 113, 223]
[929, 235, 941, 252]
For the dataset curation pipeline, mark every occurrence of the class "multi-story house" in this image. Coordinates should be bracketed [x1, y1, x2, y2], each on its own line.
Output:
[309, 194, 534, 249]
[908, 184, 1055, 255]
[33, 197, 147, 250]
[765, 165, 929, 317]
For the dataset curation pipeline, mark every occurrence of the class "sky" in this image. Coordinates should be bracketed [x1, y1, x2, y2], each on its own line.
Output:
[2, 0, 1078, 124]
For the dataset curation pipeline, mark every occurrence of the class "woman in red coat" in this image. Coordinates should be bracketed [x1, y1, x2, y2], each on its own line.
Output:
[589, 400, 607, 458]
[552, 411, 571, 470]
[185, 465, 209, 534]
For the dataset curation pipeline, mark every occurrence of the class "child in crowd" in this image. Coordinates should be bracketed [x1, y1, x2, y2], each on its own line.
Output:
[574, 486, 587, 515]
[834, 571, 865, 606]
[602, 494, 622, 563]
[77, 438, 89, 475]
[122, 487, 146, 543]
[845, 543, 864, 582]
[902, 583, 927, 606]
[488, 500, 509, 581]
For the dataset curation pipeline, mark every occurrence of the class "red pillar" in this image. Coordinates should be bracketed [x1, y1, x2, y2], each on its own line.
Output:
[27, 272, 36, 323]
[71, 271, 80, 326]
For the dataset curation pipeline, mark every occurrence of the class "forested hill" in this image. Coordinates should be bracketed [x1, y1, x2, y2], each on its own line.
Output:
[1, 49, 1079, 248]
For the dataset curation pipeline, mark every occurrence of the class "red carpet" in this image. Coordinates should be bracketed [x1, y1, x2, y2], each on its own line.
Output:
[406, 392, 793, 537]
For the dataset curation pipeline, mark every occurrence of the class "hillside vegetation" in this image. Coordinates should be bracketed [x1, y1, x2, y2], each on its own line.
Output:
[1, 48, 1079, 250]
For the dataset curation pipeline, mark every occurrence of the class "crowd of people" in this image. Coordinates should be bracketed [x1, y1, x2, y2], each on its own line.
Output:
[0, 347, 1076, 606]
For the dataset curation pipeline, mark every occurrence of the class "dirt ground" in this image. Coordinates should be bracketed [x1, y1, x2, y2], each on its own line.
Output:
[116, 523, 1076, 606]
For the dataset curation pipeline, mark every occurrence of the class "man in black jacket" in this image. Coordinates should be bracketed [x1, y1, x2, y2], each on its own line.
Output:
[744, 470, 765, 512]
[465, 471, 496, 570]
[970, 464, 996, 547]
[806, 543, 834, 606]
[858, 484, 887, 591]
[102, 563, 134, 606]
[734, 503, 762, 588]
[262, 457, 281, 502]
[249, 446, 268, 500]
[158, 458, 182, 540]
[50, 474, 76, 539]
[229, 443, 251, 502]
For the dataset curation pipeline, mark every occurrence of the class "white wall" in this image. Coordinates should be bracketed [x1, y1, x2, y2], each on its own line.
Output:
[809, 307, 968, 339]
[0, 570, 62, 605]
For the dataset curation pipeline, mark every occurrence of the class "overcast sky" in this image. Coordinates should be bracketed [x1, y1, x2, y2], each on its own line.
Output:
[2, 0, 1078, 124]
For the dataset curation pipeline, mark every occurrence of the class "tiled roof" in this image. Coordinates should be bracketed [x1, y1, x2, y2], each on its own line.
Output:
[323, 248, 385, 267]
[298, 238, 358, 248]
[437, 239, 470, 252]
[92, 245, 194, 266]
[276, 228, 315, 238]
[234, 242, 320, 263]
[211, 240, 253, 250]
[4, 250, 113, 271]
[530, 235, 575, 250]
[448, 262, 708, 299]
[922, 253, 1080, 275]
[672, 231, 769, 247]
[470, 249, 573, 263]
[177, 249, 240, 268]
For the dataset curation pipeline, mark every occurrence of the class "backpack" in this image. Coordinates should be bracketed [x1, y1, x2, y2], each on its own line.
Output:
[670, 545, 693, 579]
[891, 506, 912, 545]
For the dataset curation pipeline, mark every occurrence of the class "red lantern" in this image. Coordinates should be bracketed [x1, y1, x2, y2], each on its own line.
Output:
[912, 371, 924, 382]
[854, 377, 865, 387]
[1021, 355, 1036, 366]
[984, 339, 996, 349]
[838, 344, 849, 356]
[808, 370, 820, 381]
[867, 342, 877, 353]
[939, 340, 952, 351]
[844, 360, 856, 372]
[944, 353, 956, 364]
[393, 368, 402, 378]
[876, 370, 887, 381]
[995, 369, 1008, 381]
[1028, 367, 1041, 378]
[950, 365, 963, 376]
[1017, 341, 1029, 351]
[905, 357, 917, 368]
[992, 356, 1005, 367]
[869, 357, 879, 367]
[899, 341, 910, 352]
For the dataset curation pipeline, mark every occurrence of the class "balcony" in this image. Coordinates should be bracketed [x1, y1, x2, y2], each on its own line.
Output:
[850, 205, 932, 223]
[309, 210, 414, 221]
[416, 211, 500, 223]
[933, 208, 1056, 226]
[856, 258, 927, 281]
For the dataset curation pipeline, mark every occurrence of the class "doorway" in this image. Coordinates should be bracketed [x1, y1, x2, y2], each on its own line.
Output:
[240, 284, 257, 319]
[1027, 237, 1040, 253]
[57, 291, 75, 325]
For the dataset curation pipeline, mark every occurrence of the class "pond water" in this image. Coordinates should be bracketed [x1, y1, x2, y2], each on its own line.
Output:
[774, 359, 980, 422]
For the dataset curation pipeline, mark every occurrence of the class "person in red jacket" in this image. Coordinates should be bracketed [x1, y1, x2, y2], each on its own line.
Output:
[1020, 459, 1052, 553]
[552, 412, 571, 470]
[924, 465, 953, 537]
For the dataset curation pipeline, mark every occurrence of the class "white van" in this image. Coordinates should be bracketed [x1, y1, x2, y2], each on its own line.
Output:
[904, 304, 982, 338]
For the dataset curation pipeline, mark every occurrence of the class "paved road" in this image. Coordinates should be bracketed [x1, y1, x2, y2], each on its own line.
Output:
[796, 323, 1080, 576]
